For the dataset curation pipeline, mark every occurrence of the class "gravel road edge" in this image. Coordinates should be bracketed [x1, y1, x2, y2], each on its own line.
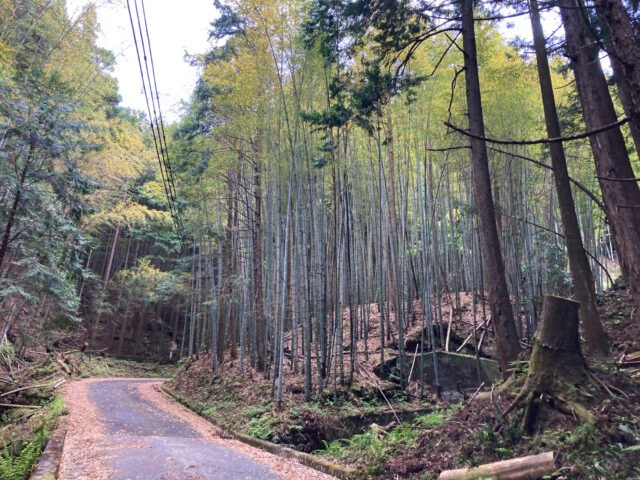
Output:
[160, 384, 360, 480]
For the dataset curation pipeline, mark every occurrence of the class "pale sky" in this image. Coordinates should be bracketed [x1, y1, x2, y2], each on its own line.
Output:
[65, 1, 587, 125]
[66, 0, 218, 123]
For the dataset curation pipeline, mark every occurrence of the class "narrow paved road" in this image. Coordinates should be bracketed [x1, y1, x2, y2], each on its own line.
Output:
[58, 379, 335, 480]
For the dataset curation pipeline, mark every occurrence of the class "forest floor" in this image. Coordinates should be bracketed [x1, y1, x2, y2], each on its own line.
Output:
[166, 286, 640, 479]
[0, 350, 179, 479]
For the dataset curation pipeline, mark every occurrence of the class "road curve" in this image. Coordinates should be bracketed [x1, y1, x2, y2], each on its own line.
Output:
[58, 378, 335, 480]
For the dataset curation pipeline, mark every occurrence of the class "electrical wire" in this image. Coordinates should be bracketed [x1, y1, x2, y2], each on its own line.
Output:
[126, 0, 185, 246]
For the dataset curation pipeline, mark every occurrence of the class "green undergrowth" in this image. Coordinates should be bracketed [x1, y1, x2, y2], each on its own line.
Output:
[65, 352, 179, 378]
[0, 395, 66, 480]
[164, 357, 434, 457]
[465, 419, 640, 478]
[315, 409, 450, 476]
[545, 420, 640, 478]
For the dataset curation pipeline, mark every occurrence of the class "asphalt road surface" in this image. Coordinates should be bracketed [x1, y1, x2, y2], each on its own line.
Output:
[63, 379, 279, 480]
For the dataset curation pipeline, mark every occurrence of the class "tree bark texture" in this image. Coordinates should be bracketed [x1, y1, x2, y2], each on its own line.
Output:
[461, 0, 521, 375]
[253, 162, 266, 372]
[559, 0, 640, 313]
[529, 0, 609, 356]
[512, 295, 593, 433]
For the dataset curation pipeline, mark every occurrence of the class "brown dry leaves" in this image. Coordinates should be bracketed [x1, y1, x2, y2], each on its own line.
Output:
[58, 378, 337, 480]
[58, 378, 118, 480]
[138, 381, 338, 480]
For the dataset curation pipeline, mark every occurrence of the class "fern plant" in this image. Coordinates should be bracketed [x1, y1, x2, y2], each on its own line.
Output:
[0, 428, 47, 480]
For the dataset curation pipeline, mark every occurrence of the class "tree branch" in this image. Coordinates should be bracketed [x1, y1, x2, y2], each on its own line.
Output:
[445, 117, 629, 145]
[487, 146, 606, 211]
[596, 176, 640, 182]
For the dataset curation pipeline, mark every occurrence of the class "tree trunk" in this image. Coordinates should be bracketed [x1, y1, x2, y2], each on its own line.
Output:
[593, 0, 640, 136]
[217, 171, 236, 363]
[91, 222, 121, 347]
[133, 307, 149, 357]
[117, 302, 131, 356]
[460, 0, 520, 375]
[529, 0, 609, 357]
[102, 222, 120, 291]
[0, 164, 28, 275]
[385, 115, 399, 316]
[253, 161, 266, 372]
[559, 0, 640, 313]
[228, 185, 239, 360]
[610, 54, 640, 155]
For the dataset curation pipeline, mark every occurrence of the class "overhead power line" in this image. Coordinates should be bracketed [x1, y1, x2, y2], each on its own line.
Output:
[126, 0, 185, 246]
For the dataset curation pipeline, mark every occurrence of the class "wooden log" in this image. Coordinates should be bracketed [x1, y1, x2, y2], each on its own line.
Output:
[0, 403, 42, 409]
[0, 383, 50, 398]
[438, 451, 556, 480]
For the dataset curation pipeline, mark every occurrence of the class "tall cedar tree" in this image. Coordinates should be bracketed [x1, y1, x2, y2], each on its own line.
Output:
[528, 0, 609, 356]
[559, 0, 640, 314]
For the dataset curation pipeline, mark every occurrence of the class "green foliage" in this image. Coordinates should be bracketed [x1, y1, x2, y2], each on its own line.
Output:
[246, 415, 279, 440]
[507, 360, 530, 377]
[0, 343, 15, 367]
[470, 422, 523, 460]
[415, 410, 445, 429]
[0, 0, 161, 353]
[360, 398, 382, 415]
[534, 421, 640, 478]
[244, 405, 269, 418]
[0, 395, 65, 480]
[315, 408, 448, 475]
[64, 353, 179, 379]
[535, 232, 573, 297]
[0, 428, 46, 480]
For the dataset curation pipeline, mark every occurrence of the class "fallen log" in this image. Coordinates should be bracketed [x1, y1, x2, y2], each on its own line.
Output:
[0, 383, 51, 398]
[0, 403, 41, 409]
[438, 451, 556, 480]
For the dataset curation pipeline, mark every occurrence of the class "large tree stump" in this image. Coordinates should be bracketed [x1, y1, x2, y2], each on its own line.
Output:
[509, 295, 595, 433]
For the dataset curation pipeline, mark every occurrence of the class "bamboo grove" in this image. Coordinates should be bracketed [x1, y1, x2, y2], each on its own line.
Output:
[167, 0, 640, 401]
[1, 0, 640, 404]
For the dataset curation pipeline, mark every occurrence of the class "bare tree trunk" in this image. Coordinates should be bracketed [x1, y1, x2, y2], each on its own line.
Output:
[559, 0, 640, 312]
[253, 162, 266, 372]
[217, 171, 236, 363]
[461, 0, 521, 375]
[133, 307, 149, 357]
[91, 222, 121, 346]
[102, 222, 120, 292]
[385, 116, 399, 316]
[610, 55, 640, 154]
[592, 0, 640, 140]
[529, 0, 609, 356]
[0, 163, 28, 275]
